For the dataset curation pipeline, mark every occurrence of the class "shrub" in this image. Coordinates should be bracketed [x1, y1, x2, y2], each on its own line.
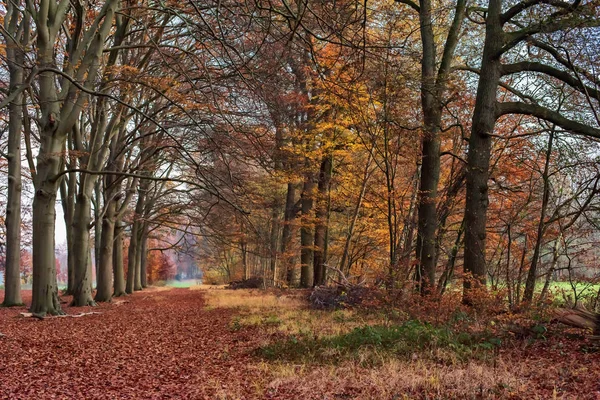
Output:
[227, 277, 264, 289]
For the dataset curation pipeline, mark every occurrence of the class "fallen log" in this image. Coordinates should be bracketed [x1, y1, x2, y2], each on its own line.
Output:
[553, 306, 600, 335]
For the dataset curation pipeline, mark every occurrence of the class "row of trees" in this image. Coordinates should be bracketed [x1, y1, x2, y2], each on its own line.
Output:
[1, 0, 600, 314]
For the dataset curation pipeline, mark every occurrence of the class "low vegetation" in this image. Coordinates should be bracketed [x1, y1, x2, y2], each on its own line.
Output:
[203, 287, 600, 399]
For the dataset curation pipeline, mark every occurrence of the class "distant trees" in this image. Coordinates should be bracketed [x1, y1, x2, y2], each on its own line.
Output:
[1, 0, 599, 313]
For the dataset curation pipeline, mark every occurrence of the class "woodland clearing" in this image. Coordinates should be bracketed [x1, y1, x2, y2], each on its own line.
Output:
[1, 287, 600, 399]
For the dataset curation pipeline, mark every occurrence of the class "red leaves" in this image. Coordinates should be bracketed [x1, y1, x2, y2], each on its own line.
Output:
[0, 289, 262, 399]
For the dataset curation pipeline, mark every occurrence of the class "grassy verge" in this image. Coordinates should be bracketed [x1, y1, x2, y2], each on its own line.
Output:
[203, 288, 529, 398]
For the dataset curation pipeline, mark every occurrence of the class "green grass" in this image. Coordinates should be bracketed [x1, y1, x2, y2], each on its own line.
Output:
[165, 279, 199, 288]
[544, 281, 600, 296]
[259, 320, 501, 366]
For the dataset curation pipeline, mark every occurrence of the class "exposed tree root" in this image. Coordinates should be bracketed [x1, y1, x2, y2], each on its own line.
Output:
[20, 311, 102, 319]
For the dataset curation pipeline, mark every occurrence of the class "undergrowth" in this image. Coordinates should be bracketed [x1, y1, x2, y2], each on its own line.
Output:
[259, 320, 501, 366]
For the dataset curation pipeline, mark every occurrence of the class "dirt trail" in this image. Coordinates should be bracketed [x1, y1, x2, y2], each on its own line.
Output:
[0, 288, 265, 399]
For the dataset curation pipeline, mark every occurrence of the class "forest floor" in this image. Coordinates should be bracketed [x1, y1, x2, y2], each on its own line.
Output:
[1, 287, 600, 399]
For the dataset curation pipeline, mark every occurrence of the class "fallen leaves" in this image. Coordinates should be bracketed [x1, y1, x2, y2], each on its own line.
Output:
[0, 288, 265, 399]
[3, 288, 600, 399]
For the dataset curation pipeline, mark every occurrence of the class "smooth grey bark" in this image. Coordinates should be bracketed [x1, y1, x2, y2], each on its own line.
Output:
[31, 0, 119, 315]
[95, 200, 115, 302]
[1, 5, 28, 307]
[134, 228, 143, 291]
[127, 180, 148, 293]
[93, 181, 102, 281]
[113, 220, 126, 296]
[96, 129, 135, 301]
[71, 192, 95, 306]
[30, 4, 67, 315]
[59, 163, 76, 294]
[126, 220, 139, 294]
[140, 224, 148, 288]
[313, 155, 332, 286]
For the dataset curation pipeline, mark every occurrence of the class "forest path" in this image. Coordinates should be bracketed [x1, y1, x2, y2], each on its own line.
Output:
[0, 288, 266, 399]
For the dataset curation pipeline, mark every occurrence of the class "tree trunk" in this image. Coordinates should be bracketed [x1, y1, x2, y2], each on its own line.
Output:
[300, 172, 315, 288]
[60, 167, 76, 295]
[2, 39, 24, 307]
[113, 220, 126, 296]
[93, 182, 103, 282]
[282, 182, 298, 285]
[269, 199, 281, 285]
[31, 154, 63, 315]
[339, 153, 372, 276]
[539, 237, 561, 302]
[134, 223, 143, 291]
[95, 201, 116, 302]
[414, 0, 441, 295]
[523, 130, 554, 303]
[313, 155, 332, 286]
[71, 192, 95, 306]
[415, 121, 441, 294]
[140, 224, 148, 288]
[126, 220, 139, 294]
[127, 180, 148, 293]
[463, 0, 503, 302]
[413, 0, 466, 295]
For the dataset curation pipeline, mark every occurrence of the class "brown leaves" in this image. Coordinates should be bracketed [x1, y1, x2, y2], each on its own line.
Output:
[0, 288, 263, 399]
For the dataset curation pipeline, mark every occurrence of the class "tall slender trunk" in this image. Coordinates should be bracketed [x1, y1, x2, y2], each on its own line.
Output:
[539, 237, 561, 302]
[415, 127, 440, 293]
[523, 130, 554, 303]
[282, 182, 298, 285]
[94, 182, 102, 282]
[140, 224, 148, 288]
[506, 224, 513, 308]
[134, 221, 143, 291]
[95, 200, 116, 302]
[113, 220, 126, 296]
[437, 219, 465, 295]
[339, 154, 372, 275]
[415, 0, 441, 294]
[463, 0, 503, 302]
[300, 171, 315, 288]
[414, 0, 467, 295]
[126, 220, 139, 294]
[71, 192, 95, 306]
[269, 125, 284, 286]
[269, 206, 280, 284]
[61, 167, 76, 295]
[515, 237, 528, 305]
[127, 181, 147, 293]
[313, 155, 332, 286]
[2, 34, 25, 306]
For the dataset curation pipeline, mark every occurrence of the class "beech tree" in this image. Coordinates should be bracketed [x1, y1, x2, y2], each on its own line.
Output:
[0, 0, 29, 306]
